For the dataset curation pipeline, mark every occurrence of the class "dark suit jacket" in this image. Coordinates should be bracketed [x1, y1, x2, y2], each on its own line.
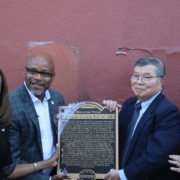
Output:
[119, 93, 180, 180]
[0, 126, 15, 179]
[9, 84, 65, 180]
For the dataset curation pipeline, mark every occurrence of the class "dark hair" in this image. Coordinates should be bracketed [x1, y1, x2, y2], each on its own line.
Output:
[134, 56, 166, 78]
[0, 69, 10, 128]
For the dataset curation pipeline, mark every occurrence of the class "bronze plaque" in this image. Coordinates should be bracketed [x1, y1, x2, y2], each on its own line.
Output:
[57, 101, 119, 179]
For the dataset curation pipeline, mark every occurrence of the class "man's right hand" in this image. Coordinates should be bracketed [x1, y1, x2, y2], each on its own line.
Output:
[102, 100, 122, 112]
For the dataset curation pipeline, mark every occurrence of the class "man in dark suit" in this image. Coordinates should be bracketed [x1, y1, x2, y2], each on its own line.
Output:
[9, 52, 66, 180]
[103, 56, 180, 180]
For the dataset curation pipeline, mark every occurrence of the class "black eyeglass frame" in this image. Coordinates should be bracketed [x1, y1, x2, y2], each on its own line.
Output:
[130, 74, 163, 82]
[25, 67, 54, 78]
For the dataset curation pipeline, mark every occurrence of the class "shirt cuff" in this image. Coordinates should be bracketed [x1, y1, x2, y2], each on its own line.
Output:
[119, 169, 128, 180]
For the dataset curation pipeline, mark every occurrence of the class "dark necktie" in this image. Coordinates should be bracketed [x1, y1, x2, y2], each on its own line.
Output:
[120, 102, 142, 167]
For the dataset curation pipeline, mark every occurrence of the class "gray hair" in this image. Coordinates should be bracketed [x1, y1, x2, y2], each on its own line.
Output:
[134, 56, 166, 78]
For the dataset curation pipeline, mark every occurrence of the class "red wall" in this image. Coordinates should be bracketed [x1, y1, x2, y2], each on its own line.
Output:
[0, 1, 180, 108]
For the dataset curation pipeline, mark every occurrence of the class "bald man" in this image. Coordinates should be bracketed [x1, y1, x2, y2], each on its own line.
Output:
[9, 52, 65, 180]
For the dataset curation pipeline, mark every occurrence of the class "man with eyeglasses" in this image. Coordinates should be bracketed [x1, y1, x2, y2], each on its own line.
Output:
[103, 56, 180, 180]
[8, 52, 67, 180]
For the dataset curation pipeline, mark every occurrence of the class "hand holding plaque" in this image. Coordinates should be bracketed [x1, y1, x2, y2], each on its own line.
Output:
[57, 101, 119, 180]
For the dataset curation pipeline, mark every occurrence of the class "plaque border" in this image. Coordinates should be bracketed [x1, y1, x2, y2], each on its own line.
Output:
[57, 101, 119, 179]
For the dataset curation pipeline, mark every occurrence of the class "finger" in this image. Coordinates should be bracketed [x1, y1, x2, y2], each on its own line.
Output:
[110, 101, 117, 111]
[170, 167, 180, 173]
[103, 172, 110, 180]
[105, 100, 111, 107]
[53, 114, 60, 127]
[110, 101, 116, 111]
[56, 143, 59, 149]
[102, 100, 111, 108]
[56, 114, 60, 119]
[54, 144, 59, 154]
[169, 154, 180, 161]
[116, 104, 122, 109]
[168, 159, 174, 164]
[54, 114, 60, 120]
[117, 104, 122, 113]
[105, 100, 115, 109]
[168, 160, 180, 167]
[102, 100, 107, 105]
[168, 160, 176, 165]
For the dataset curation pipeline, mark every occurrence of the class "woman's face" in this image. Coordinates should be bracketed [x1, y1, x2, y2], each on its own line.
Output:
[0, 75, 2, 95]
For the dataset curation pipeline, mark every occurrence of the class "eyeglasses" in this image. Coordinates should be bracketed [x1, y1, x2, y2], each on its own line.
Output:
[25, 67, 54, 79]
[131, 74, 163, 82]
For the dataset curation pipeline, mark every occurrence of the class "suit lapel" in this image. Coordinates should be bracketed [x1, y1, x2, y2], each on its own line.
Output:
[19, 84, 43, 153]
[125, 93, 164, 164]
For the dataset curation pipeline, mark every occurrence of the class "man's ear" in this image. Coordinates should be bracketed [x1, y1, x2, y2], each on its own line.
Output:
[161, 78, 165, 85]
[51, 73, 56, 82]
[160, 78, 165, 90]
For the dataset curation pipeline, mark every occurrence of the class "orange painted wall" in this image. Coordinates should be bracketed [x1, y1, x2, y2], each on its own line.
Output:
[0, 1, 180, 108]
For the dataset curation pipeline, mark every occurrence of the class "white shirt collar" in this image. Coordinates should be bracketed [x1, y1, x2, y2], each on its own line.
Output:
[136, 92, 161, 113]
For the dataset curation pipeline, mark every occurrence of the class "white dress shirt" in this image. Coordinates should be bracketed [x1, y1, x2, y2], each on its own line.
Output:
[24, 82, 55, 175]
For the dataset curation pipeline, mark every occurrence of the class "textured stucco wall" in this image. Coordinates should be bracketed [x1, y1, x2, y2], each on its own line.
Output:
[0, 1, 180, 107]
